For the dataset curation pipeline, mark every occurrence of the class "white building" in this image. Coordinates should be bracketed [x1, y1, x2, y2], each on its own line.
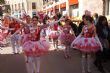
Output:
[42, 0, 78, 17]
[42, 0, 110, 17]
[5, 0, 43, 17]
[5, 0, 110, 18]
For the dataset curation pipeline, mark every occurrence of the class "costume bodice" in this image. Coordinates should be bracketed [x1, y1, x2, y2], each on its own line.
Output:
[83, 25, 94, 37]
[63, 24, 71, 34]
[30, 26, 41, 41]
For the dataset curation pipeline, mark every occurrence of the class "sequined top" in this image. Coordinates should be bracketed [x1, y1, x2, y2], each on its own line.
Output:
[83, 25, 94, 37]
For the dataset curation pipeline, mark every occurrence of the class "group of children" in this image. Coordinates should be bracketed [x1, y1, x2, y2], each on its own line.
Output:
[0, 11, 105, 73]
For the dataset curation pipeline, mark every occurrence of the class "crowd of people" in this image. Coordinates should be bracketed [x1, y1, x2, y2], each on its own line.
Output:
[0, 10, 110, 73]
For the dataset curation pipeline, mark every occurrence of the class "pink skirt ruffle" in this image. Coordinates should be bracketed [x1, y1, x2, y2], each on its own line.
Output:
[48, 31, 59, 39]
[58, 32, 75, 46]
[33, 38, 50, 56]
[72, 37, 100, 53]
[22, 41, 34, 56]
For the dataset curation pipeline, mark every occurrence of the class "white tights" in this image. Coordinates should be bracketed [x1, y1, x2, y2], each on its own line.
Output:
[82, 53, 92, 73]
[34, 57, 41, 73]
[26, 57, 34, 73]
[26, 57, 41, 73]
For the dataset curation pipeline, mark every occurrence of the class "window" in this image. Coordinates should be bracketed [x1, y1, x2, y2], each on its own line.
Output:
[22, 3, 24, 9]
[55, 0, 59, 2]
[32, 2, 36, 9]
[12, 5, 13, 11]
[18, 3, 20, 10]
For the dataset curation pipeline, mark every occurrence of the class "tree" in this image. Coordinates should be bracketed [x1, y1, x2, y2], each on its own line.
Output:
[0, 0, 5, 4]
[0, 6, 3, 16]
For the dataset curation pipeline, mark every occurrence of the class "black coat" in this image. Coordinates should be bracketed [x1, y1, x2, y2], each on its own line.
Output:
[69, 23, 78, 36]
[78, 21, 85, 35]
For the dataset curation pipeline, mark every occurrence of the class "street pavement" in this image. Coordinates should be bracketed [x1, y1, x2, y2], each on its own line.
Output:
[0, 45, 108, 73]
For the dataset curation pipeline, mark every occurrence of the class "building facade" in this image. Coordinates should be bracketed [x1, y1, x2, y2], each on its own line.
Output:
[5, 0, 110, 18]
[42, 0, 110, 17]
[5, 0, 43, 17]
[42, 0, 78, 17]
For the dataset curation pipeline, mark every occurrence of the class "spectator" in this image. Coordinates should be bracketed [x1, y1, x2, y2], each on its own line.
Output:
[94, 15, 110, 73]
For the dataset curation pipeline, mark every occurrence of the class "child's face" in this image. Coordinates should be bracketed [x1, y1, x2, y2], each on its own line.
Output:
[32, 18, 38, 25]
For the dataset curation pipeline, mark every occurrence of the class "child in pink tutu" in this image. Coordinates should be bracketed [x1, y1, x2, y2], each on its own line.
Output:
[6, 15, 62, 73]
[33, 28, 50, 57]
[71, 16, 102, 73]
[48, 24, 59, 50]
[58, 20, 76, 59]
[21, 26, 35, 73]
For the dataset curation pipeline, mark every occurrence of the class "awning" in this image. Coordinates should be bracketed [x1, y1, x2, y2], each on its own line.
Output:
[60, 2, 66, 8]
[68, 0, 78, 5]
[43, 10, 46, 12]
[55, 5, 59, 9]
[47, 7, 53, 12]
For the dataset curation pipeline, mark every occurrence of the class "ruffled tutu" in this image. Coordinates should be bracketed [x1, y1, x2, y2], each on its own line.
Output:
[58, 32, 75, 46]
[22, 41, 34, 56]
[48, 31, 59, 39]
[71, 37, 100, 53]
[33, 38, 50, 56]
[0, 33, 4, 41]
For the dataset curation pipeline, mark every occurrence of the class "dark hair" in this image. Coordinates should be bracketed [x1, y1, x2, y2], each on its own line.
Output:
[26, 15, 30, 18]
[85, 16, 94, 23]
[82, 15, 86, 19]
[65, 19, 78, 35]
[94, 13, 98, 18]
[96, 16, 109, 38]
[96, 16, 108, 27]
[32, 16, 39, 20]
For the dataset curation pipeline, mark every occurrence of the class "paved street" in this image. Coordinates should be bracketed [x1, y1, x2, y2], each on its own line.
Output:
[0, 45, 108, 73]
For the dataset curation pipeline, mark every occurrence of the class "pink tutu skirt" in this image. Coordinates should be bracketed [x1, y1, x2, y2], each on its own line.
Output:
[22, 41, 34, 56]
[48, 31, 59, 39]
[33, 38, 50, 56]
[58, 32, 75, 46]
[0, 33, 4, 41]
[71, 37, 100, 53]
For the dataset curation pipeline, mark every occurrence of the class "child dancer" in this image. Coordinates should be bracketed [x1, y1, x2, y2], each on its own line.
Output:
[71, 16, 102, 73]
[48, 23, 59, 50]
[58, 20, 75, 59]
[21, 26, 35, 73]
[29, 16, 50, 73]
[6, 15, 62, 73]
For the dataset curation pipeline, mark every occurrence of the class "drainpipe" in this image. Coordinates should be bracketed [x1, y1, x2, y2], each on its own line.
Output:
[66, 0, 69, 17]
[102, 0, 105, 15]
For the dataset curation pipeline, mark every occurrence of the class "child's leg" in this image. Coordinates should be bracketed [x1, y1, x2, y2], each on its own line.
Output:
[10, 36, 16, 54]
[26, 57, 34, 73]
[64, 45, 70, 58]
[55, 39, 59, 49]
[51, 38, 55, 49]
[34, 57, 41, 73]
[82, 53, 86, 73]
[16, 40, 20, 53]
[87, 54, 92, 73]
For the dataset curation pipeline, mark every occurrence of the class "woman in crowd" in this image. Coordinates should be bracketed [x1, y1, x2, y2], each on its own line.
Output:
[94, 16, 110, 73]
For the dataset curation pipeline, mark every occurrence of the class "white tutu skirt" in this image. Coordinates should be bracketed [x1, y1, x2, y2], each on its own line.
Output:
[32, 38, 50, 56]
[48, 31, 59, 39]
[22, 41, 34, 56]
[71, 37, 101, 53]
[58, 32, 75, 46]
